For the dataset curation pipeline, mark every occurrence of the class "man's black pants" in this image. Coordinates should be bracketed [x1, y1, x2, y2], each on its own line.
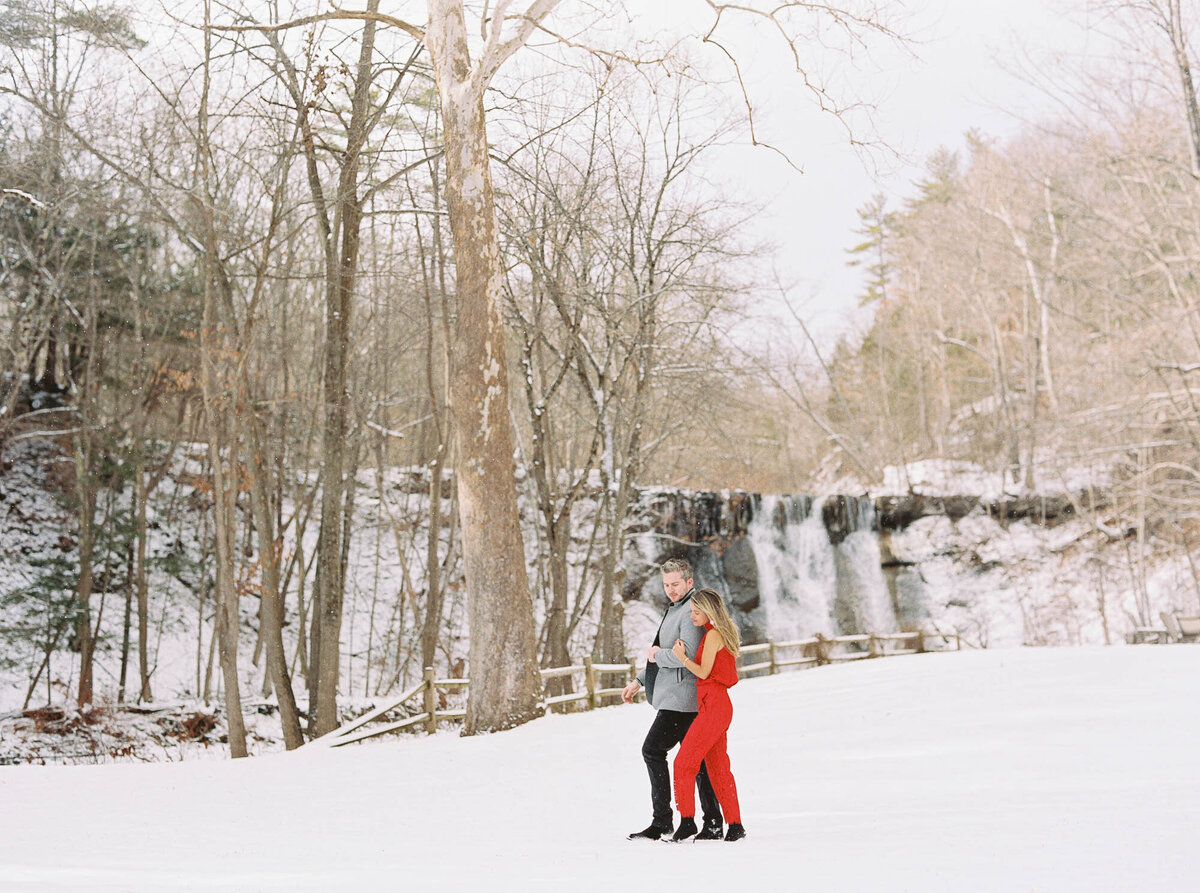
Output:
[641, 708, 722, 827]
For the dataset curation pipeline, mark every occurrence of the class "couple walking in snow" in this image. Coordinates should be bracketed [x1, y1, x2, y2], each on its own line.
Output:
[621, 557, 747, 843]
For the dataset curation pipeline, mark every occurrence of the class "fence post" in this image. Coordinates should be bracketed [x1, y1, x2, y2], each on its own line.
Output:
[815, 634, 829, 666]
[916, 630, 926, 653]
[956, 632, 962, 651]
[585, 657, 598, 710]
[628, 658, 638, 700]
[769, 639, 777, 675]
[423, 666, 436, 734]
[869, 633, 880, 658]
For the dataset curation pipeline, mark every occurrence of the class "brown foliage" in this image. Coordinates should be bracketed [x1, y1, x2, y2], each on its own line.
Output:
[22, 706, 106, 734]
[174, 712, 219, 740]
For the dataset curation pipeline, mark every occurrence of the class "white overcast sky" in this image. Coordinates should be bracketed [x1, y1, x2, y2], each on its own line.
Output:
[668, 0, 1109, 346]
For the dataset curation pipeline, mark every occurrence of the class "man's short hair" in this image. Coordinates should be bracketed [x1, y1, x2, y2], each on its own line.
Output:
[660, 557, 693, 580]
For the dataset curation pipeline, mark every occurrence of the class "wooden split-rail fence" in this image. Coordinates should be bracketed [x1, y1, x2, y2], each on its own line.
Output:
[309, 628, 962, 749]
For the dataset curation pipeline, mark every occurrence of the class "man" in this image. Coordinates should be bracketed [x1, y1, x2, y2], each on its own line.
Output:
[621, 557, 724, 841]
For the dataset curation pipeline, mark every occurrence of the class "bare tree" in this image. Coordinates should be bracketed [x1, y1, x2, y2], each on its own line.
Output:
[213, 0, 904, 733]
[0, 0, 908, 739]
[421, 0, 554, 732]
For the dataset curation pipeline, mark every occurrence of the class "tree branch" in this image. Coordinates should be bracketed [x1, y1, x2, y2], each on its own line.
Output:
[475, 0, 562, 89]
[210, 9, 424, 43]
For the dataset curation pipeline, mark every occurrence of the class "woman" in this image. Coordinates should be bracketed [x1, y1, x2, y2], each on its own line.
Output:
[670, 588, 746, 843]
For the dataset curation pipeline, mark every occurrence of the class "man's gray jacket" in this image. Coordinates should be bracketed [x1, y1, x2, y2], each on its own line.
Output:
[637, 591, 705, 713]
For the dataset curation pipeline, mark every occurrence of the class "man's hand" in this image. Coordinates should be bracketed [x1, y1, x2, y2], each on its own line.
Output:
[621, 680, 641, 704]
[646, 645, 658, 663]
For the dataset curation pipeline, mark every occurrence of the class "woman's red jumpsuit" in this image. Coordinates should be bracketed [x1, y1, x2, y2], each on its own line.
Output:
[673, 624, 741, 824]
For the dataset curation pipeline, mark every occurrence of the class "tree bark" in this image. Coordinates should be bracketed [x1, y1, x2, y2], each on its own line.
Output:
[416, 160, 454, 675]
[247, 414, 305, 749]
[72, 476, 95, 708]
[118, 538, 133, 704]
[209, 433, 247, 757]
[135, 462, 152, 702]
[261, 0, 385, 737]
[426, 0, 544, 733]
[198, 0, 247, 757]
[1167, 0, 1200, 178]
[71, 275, 100, 709]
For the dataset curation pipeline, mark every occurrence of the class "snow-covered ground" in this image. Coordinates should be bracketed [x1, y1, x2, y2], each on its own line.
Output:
[2, 646, 1197, 892]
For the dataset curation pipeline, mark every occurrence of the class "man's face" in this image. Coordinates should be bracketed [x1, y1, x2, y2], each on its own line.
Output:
[662, 571, 692, 603]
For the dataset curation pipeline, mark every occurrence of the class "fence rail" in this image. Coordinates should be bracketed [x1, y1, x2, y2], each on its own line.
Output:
[310, 628, 960, 748]
[737, 629, 962, 676]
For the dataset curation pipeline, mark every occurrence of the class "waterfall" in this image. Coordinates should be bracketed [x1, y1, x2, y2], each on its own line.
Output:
[623, 487, 903, 645]
[832, 498, 898, 636]
[749, 495, 836, 639]
[748, 495, 898, 640]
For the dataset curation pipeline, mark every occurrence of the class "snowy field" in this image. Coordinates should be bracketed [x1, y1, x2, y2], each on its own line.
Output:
[1, 645, 1198, 892]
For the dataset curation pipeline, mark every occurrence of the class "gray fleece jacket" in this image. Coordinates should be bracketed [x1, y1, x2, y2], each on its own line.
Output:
[636, 591, 706, 713]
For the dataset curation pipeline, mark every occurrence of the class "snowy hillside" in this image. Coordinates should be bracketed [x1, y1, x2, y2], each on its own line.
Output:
[2, 646, 1198, 892]
[4, 434, 1199, 764]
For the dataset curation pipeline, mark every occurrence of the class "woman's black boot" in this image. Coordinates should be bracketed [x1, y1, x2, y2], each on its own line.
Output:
[671, 817, 699, 842]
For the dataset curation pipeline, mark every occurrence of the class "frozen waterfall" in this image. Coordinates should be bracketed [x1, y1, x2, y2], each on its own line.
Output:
[748, 495, 898, 641]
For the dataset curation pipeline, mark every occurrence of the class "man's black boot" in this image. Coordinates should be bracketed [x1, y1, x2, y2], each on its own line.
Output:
[670, 818, 699, 842]
[695, 819, 724, 841]
[627, 822, 672, 841]
[724, 823, 747, 842]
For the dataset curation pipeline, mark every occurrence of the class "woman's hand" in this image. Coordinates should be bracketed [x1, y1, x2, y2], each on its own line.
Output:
[672, 639, 688, 661]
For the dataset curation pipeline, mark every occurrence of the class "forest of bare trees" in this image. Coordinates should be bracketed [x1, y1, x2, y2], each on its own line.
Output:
[1, 0, 1199, 755]
[815, 0, 1200, 626]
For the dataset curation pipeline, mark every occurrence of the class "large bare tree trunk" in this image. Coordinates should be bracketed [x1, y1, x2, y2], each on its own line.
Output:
[1166, 0, 1200, 178]
[542, 528, 573, 677]
[135, 464, 152, 702]
[247, 415, 305, 749]
[426, 0, 545, 734]
[260, 0, 391, 736]
[72, 472, 95, 708]
[199, 0, 247, 758]
[71, 267, 100, 709]
[416, 162, 454, 674]
[593, 406, 627, 664]
[198, 263, 248, 758]
[208, 429, 247, 758]
[593, 382, 646, 665]
[310, 225, 354, 738]
[420, 450, 447, 671]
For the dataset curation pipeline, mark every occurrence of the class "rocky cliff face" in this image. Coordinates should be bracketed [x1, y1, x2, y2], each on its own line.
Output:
[623, 489, 882, 644]
[620, 485, 1124, 648]
[873, 491, 1105, 530]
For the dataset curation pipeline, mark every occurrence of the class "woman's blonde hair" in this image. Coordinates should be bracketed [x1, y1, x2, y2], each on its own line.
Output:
[691, 588, 741, 657]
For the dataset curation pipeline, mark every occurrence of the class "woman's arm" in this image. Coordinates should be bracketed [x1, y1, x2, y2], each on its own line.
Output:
[653, 614, 700, 669]
[672, 630, 724, 680]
